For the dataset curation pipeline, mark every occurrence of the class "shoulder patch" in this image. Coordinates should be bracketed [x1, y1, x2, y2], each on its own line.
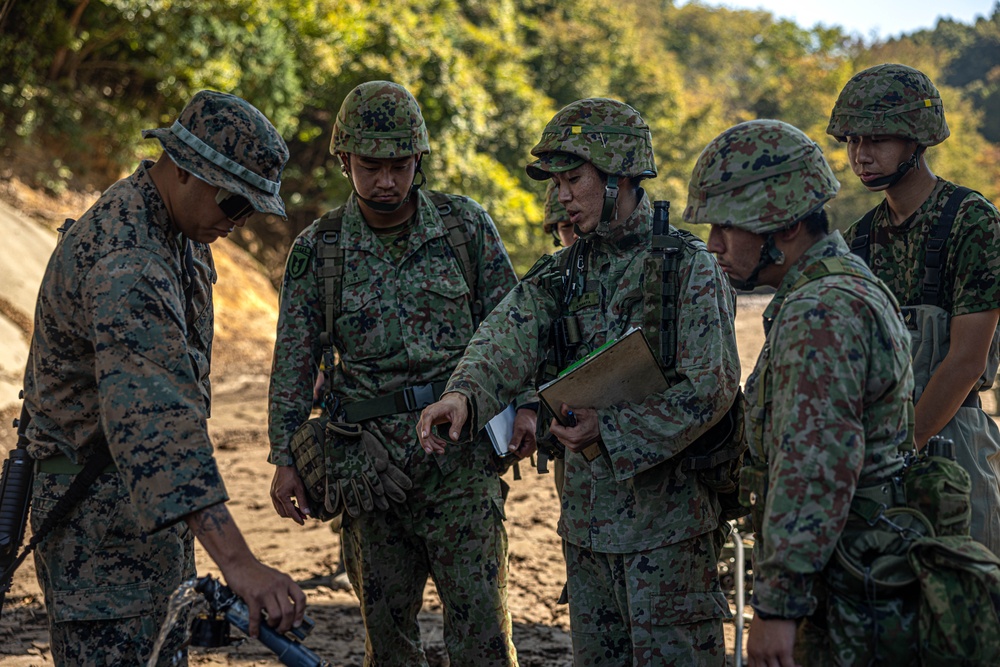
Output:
[286, 243, 313, 279]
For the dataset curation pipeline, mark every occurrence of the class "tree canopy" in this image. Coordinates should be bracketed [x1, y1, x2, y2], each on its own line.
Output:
[2, 0, 998, 280]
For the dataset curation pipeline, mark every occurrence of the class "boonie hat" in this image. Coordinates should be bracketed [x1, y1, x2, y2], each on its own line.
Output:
[142, 90, 289, 217]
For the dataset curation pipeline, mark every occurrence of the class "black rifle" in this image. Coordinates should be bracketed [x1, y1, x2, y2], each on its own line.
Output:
[0, 399, 34, 617]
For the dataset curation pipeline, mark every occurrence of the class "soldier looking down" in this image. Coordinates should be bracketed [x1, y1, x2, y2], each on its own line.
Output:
[21, 90, 306, 666]
[417, 97, 741, 666]
[830, 63, 1000, 555]
[267, 80, 527, 666]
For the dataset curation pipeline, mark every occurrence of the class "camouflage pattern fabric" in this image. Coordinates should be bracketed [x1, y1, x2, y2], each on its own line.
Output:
[330, 80, 430, 158]
[268, 188, 519, 665]
[23, 162, 228, 664]
[683, 119, 839, 235]
[443, 192, 740, 658]
[845, 178, 1000, 553]
[827, 63, 950, 146]
[143, 89, 289, 217]
[525, 98, 656, 180]
[542, 180, 568, 241]
[340, 452, 513, 665]
[564, 532, 728, 666]
[744, 232, 918, 663]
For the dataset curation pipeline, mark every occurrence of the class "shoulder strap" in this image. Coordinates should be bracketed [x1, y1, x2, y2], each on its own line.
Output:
[922, 186, 973, 306]
[649, 201, 686, 381]
[428, 191, 482, 324]
[315, 208, 346, 348]
[849, 206, 878, 265]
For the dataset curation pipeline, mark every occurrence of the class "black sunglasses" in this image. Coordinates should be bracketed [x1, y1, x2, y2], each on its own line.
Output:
[215, 189, 255, 222]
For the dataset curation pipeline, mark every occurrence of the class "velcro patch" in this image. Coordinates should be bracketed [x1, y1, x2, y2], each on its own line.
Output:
[287, 244, 313, 279]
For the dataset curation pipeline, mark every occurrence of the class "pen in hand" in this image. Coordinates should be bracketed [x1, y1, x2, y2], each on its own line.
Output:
[566, 410, 577, 427]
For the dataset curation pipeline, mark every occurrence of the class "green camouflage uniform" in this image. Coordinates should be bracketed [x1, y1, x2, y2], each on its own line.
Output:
[268, 83, 519, 667]
[445, 189, 739, 665]
[685, 119, 919, 665]
[832, 64, 1000, 555]
[22, 91, 288, 666]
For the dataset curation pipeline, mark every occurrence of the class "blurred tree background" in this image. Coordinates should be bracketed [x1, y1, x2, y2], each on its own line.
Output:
[1, 0, 998, 282]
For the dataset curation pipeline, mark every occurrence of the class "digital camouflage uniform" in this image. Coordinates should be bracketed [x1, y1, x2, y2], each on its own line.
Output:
[685, 119, 918, 665]
[831, 64, 1000, 555]
[444, 98, 740, 666]
[22, 91, 289, 666]
[267, 81, 519, 667]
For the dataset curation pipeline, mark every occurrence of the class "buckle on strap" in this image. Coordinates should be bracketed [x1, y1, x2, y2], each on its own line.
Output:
[403, 383, 437, 411]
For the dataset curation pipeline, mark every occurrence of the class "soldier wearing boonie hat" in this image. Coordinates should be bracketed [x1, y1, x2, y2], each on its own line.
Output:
[418, 97, 740, 665]
[686, 118, 920, 665]
[21, 89, 304, 666]
[831, 64, 1000, 556]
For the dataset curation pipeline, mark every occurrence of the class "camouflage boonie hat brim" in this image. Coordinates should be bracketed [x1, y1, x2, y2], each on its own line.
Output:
[827, 63, 950, 146]
[142, 90, 289, 217]
[526, 153, 586, 181]
[330, 81, 430, 159]
[527, 98, 657, 180]
[684, 119, 840, 234]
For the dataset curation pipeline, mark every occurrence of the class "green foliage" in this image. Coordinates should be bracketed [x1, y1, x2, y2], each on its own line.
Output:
[0, 0, 997, 277]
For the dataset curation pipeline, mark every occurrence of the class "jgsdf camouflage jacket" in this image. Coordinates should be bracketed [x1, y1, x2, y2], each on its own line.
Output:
[268, 189, 518, 474]
[746, 232, 913, 618]
[23, 161, 228, 532]
[445, 193, 741, 552]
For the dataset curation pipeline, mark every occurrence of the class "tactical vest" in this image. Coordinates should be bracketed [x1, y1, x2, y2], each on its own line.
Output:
[313, 192, 481, 422]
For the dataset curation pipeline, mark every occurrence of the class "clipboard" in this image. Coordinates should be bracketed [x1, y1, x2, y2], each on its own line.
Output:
[538, 327, 667, 425]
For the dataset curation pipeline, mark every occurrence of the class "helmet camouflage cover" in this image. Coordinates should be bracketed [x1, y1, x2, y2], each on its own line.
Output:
[330, 81, 430, 158]
[684, 119, 840, 234]
[827, 63, 950, 146]
[526, 97, 657, 180]
[543, 180, 568, 233]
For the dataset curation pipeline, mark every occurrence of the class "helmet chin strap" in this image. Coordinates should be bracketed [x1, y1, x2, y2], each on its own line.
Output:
[575, 174, 620, 240]
[347, 157, 425, 213]
[863, 147, 922, 189]
[730, 233, 785, 291]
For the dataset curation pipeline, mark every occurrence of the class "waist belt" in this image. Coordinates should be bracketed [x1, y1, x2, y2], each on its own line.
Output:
[342, 381, 448, 423]
[850, 476, 906, 525]
[961, 391, 981, 409]
[37, 453, 117, 476]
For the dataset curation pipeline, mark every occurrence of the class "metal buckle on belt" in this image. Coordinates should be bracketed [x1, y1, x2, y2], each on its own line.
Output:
[403, 383, 436, 411]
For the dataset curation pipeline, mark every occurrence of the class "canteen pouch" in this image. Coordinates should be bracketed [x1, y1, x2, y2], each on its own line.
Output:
[903, 454, 972, 537]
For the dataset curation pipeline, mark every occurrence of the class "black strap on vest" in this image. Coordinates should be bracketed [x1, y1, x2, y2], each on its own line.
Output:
[651, 201, 684, 381]
[849, 186, 973, 307]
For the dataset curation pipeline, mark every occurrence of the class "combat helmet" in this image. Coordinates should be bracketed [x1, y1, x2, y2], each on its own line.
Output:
[542, 181, 570, 246]
[331, 81, 429, 212]
[331, 81, 430, 158]
[684, 119, 839, 289]
[827, 63, 949, 147]
[526, 98, 656, 234]
[143, 90, 289, 217]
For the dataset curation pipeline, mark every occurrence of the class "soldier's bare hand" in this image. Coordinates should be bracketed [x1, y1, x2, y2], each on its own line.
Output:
[223, 558, 307, 638]
[509, 408, 538, 459]
[270, 465, 310, 524]
[746, 617, 800, 667]
[417, 392, 469, 454]
[548, 404, 600, 453]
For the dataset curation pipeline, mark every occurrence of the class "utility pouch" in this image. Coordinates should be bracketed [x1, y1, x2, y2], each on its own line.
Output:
[903, 449, 972, 538]
[738, 463, 768, 531]
[288, 415, 339, 522]
[683, 390, 748, 520]
[907, 535, 1000, 664]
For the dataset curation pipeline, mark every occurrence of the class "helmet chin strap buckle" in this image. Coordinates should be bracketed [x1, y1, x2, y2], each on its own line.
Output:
[597, 175, 620, 232]
[864, 147, 921, 189]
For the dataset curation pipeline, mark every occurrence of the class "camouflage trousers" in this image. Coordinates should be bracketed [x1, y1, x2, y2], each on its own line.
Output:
[791, 560, 919, 666]
[341, 452, 517, 667]
[31, 469, 195, 667]
[564, 530, 729, 666]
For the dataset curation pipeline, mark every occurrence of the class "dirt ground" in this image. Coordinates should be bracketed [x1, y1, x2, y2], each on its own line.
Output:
[0, 292, 771, 667]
